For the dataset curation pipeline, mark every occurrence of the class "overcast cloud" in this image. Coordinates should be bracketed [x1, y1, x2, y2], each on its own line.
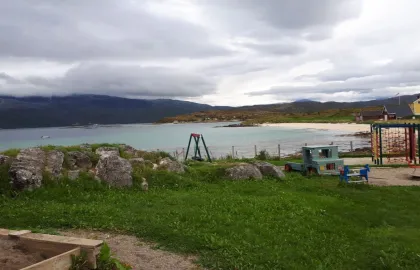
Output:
[0, 0, 419, 106]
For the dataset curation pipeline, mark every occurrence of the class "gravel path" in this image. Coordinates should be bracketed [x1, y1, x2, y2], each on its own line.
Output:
[61, 230, 201, 270]
[368, 167, 420, 186]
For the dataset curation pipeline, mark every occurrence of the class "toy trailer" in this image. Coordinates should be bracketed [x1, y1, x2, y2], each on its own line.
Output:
[284, 145, 344, 175]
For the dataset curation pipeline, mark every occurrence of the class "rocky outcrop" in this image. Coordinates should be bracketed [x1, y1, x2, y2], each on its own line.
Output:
[157, 158, 185, 173]
[9, 148, 46, 191]
[129, 158, 145, 166]
[119, 144, 137, 157]
[96, 155, 133, 187]
[95, 147, 120, 158]
[0, 155, 10, 165]
[253, 161, 285, 179]
[45, 150, 64, 178]
[67, 151, 92, 170]
[67, 170, 80, 180]
[226, 164, 263, 180]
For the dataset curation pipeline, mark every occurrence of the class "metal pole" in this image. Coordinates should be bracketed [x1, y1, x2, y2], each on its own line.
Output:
[417, 125, 420, 164]
[370, 124, 373, 162]
[201, 134, 212, 162]
[254, 145, 257, 157]
[232, 146, 235, 159]
[350, 141, 353, 152]
[278, 144, 281, 159]
[379, 126, 383, 165]
[185, 135, 193, 161]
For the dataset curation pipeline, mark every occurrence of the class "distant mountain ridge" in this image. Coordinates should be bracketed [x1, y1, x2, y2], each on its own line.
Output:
[0, 95, 230, 129]
[0, 94, 418, 129]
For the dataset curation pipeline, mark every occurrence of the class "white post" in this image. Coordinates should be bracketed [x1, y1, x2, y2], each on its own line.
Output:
[254, 145, 257, 157]
[278, 144, 281, 159]
[232, 146, 235, 158]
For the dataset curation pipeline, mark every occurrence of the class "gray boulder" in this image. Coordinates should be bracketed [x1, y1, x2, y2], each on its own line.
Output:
[67, 170, 80, 180]
[0, 155, 10, 165]
[253, 161, 285, 179]
[226, 164, 263, 180]
[129, 158, 145, 166]
[96, 155, 133, 187]
[158, 157, 185, 173]
[67, 151, 92, 170]
[45, 150, 64, 178]
[9, 148, 46, 191]
[95, 147, 120, 158]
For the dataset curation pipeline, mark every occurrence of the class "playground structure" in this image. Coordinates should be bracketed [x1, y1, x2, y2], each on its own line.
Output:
[284, 145, 344, 175]
[371, 123, 420, 165]
[185, 133, 212, 162]
[339, 164, 370, 183]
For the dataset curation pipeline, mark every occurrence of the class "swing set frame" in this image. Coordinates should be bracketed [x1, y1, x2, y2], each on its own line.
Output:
[185, 133, 212, 162]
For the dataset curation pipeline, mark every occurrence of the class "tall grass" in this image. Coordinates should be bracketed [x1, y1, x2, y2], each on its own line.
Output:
[1, 161, 420, 269]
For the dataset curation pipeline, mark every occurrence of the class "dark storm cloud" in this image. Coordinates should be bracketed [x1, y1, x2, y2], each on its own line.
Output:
[250, 71, 420, 98]
[0, 64, 216, 97]
[0, 0, 229, 61]
[0, 72, 21, 84]
[199, 0, 361, 40]
[221, 0, 360, 29]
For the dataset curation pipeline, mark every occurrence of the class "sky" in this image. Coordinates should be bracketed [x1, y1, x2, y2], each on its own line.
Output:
[1, 0, 420, 106]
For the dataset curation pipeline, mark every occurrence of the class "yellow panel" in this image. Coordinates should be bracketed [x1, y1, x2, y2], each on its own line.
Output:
[413, 102, 420, 115]
[320, 166, 325, 171]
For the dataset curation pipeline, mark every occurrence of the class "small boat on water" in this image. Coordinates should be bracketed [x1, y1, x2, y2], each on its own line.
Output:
[41, 135, 50, 139]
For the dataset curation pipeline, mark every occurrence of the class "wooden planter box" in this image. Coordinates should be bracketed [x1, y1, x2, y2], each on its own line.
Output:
[0, 228, 103, 269]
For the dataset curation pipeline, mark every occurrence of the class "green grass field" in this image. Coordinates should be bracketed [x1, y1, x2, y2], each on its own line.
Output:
[1, 161, 420, 269]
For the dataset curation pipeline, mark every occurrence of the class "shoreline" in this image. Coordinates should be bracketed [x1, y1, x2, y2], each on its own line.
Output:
[260, 123, 370, 132]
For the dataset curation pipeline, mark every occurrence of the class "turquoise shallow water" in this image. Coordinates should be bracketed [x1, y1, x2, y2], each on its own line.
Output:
[0, 123, 369, 158]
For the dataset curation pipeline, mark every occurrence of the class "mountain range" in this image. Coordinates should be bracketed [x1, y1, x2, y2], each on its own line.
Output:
[0, 94, 417, 129]
[0, 95, 228, 129]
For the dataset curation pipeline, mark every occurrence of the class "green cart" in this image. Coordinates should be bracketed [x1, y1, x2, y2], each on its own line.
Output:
[284, 145, 344, 175]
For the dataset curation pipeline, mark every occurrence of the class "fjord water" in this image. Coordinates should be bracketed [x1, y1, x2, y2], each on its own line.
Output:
[0, 123, 369, 158]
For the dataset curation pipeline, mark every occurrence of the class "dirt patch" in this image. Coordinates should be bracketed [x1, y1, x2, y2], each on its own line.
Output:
[0, 238, 47, 270]
[343, 157, 373, 165]
[61, 230, 202, 270]
[369, 167, 420, 186]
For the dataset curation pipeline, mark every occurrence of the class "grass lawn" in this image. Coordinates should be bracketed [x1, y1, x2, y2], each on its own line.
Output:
[1, 162, 420, 269]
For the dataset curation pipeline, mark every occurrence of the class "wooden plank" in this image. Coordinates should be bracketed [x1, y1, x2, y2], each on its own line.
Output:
[21, 247, 81, 270]
[0, 228, 10, 237]
[19, 237, 78, 258]
[21, 233, 103, 248]
[20, 234, 101, 269]
[8, 229, 31, 238]
[1, 230, 101, 269]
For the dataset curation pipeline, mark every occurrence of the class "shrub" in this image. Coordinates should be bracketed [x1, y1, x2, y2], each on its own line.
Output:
[256, 150, 270, 160]
[97, 243, 132, 270]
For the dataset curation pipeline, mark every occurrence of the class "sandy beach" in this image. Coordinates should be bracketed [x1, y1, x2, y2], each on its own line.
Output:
[261, 123, 370, 132]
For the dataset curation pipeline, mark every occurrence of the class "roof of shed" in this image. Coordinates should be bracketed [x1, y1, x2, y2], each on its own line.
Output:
[383, 104, 413, 117]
